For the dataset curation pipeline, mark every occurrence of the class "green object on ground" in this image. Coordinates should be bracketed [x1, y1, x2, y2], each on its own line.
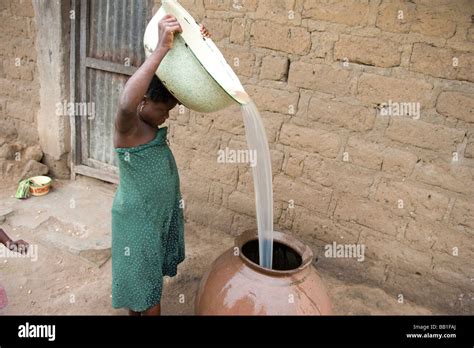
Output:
[15, 179, 31, 199]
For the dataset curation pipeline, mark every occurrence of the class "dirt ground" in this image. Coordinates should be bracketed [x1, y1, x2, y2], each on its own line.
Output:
[0, 176, 434, 315]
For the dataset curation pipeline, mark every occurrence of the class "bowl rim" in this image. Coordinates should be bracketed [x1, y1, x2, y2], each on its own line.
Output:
[235, 229, 314, 277]
[29, 176, 52, 186]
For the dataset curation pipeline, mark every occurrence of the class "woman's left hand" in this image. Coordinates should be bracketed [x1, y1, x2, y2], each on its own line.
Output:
[200, 24, 211, 38]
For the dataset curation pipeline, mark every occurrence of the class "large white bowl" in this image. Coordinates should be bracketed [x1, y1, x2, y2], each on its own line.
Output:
[143, 0, 250, 113]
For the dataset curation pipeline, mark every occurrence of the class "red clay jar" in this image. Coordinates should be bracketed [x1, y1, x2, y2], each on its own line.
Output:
[195, 230, 333, 315]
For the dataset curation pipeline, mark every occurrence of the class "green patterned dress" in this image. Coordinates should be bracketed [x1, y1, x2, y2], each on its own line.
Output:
[111, 127, 185, 312]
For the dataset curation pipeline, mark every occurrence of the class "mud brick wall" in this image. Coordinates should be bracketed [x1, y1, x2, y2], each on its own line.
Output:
[162, 0, 474, 314]
[0, 0, 41, 178]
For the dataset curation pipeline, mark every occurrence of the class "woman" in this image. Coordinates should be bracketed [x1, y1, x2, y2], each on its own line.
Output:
[112, 15, 209, 315]
[111, 15, 210, 316]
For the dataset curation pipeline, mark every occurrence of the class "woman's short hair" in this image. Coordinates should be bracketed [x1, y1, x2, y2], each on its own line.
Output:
[146, 75, 178, 104]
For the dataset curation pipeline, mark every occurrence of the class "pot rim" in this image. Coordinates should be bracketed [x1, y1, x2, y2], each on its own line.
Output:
[235, 230, 313, 276]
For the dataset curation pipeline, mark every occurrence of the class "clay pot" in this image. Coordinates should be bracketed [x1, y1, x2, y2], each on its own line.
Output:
[195, 230, 333, 315]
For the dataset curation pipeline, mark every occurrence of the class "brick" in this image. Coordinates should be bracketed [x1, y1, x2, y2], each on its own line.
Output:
[173, 123, 221, 152]
[260, 55, 289, 81]
[433, 227, 474, 258]
[260, 111, 285, 143]
[186, 201, 234, 233]
[228, 190, 255, 217]
[0, 118, 18, 139]
[212, 104, 245, 135]
[231, 212, 256, 234]
[254, 0, 301, 25]
[376, 0, 416, 33]
[357, 73, 433, 107]
[293, 209, 360, 245]
[288, 62, 352, 96]
[303, 155, 374, 197]
[0, 15, 29, 38]
[450, 199, 474, 230]
[362, 232, 432, 271]
[308, 97, 375, 132]
[468, 27, 474, 42]
[251, 20, 311, 55]
[334, 196, 404, 236]
[410, 43, 474, 83]
[204, 0, 232, 11]
[11, 0, 35, 17]
[431, 253, 473, 299]
[200, 18, 231, 42]
[189, 153, 238, 186]
[310, 31, 338, 58]
[374, 179, 449, 221]
[302, 0, 370, 26]
[381, 147, 418, 176]
[413, 162, 474, 195]
[245, 85, 299, 115]
[407, 219, 474, 259]
[221, 47, 255, 77]
[404, 219, 437, 250]
[283, 151, 305, 178]
[204, 0, 257, 11]
[181, 175, 211, 203]
[279, 123, 341, 158]
[385, 118, 465, 153]
[270, 149, 284, 173]
[0, 1, 10, 11]
[465, 134, 474, 159]
[345, 137, 384, 170]
[334, 35, 401, 68]
[274, 175, 332, 214]
[13, 119, 38, 146]
[11, 37, 36, 61]
[5, 99, 35, 123]
[410, 4, 457, 39]
[436, 91, 474, 123]
[230, 18, 246, 44]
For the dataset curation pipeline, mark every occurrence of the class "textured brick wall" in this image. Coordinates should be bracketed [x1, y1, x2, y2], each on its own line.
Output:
[0, 0, 41, 177]
[163, 0, 474, 314]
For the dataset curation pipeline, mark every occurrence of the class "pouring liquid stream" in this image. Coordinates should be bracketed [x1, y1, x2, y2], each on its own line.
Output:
[241, 100, 273, 269]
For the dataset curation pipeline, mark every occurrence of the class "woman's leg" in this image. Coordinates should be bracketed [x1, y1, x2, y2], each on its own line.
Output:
[128, 309, 141, 316]
[142, 303, 161, 316]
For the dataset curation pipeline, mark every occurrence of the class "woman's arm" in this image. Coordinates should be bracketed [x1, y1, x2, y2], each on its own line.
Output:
[0, 228, 28, 254]
[0, 228, 12, 246]
[115, 14, 182, 134]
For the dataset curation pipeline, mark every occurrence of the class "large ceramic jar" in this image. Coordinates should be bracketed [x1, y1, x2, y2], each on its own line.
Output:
[195, 230, 333, 315]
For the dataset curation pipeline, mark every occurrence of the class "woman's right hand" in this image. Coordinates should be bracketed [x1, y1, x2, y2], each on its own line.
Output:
[156, 14, 183, 52]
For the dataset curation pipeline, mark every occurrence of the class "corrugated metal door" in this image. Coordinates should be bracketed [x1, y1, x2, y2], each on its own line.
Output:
[70, 0, 154, 183]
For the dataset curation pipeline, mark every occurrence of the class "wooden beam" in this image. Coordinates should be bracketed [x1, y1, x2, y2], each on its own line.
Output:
[74, 165, 119, 184]
[85, 57, 138, 76]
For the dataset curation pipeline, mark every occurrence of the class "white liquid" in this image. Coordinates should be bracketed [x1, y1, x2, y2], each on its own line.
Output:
[241, 101, 273, 269]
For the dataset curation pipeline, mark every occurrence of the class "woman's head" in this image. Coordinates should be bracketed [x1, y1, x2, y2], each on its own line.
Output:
[139, 75, 178, 127]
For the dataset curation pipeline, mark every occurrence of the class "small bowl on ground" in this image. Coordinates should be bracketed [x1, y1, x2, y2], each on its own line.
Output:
[29, 176, 52, 197]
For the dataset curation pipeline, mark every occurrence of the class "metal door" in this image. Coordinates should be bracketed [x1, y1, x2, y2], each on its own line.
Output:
[70, 0, 154, 183]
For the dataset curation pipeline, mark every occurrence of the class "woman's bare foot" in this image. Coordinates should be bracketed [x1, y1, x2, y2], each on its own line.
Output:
[142, 303, 161, 316]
